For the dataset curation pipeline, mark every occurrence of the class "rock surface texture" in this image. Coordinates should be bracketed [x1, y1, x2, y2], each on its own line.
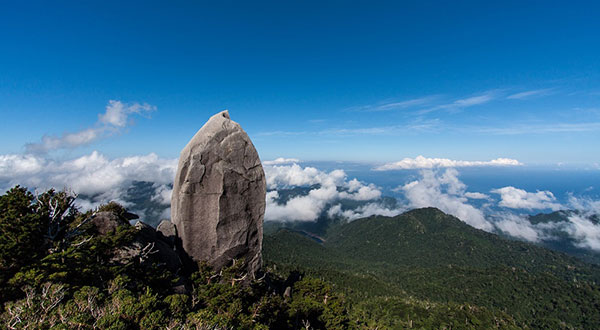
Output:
[171, 110, 266, 278]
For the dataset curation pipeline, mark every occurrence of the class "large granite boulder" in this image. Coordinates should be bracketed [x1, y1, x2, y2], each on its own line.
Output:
[171, 110, 266, 278]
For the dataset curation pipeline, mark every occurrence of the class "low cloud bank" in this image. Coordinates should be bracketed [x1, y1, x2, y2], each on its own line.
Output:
[0, 155, 403, 224]
[494, 213, 543, 242]
[263, 162, 403, 222]
[488, 185, 600, 251]
[2, 151, 600, 253]
[391, 168, 600, 252]
[396, 168, 494, 231]
[0, 151, 177, 214]
[263, 158, 300, 165]
[375, 155, 522, 170]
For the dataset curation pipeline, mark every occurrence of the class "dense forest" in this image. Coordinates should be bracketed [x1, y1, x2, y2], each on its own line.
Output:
[0, 186, 348, 329]
[2, 186, 600, 329]
[263, 208, 600, 329]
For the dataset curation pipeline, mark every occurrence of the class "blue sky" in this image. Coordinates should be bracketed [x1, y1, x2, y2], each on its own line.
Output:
[1, 1, 599, 164]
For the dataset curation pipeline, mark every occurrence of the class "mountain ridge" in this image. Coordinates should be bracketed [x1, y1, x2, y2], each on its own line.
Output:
[264, 207, 600, 329]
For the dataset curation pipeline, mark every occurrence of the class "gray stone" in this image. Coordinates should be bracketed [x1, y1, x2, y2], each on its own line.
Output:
[171, 110, 266, 278]
[112, 220, 183, 273]
[91, 211, 129, 235]
[157, 219, 178, 246]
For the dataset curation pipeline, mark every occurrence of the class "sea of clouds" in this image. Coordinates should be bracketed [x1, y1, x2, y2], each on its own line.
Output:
[2, 152, 599, 252]
[1, 100, 599, 253]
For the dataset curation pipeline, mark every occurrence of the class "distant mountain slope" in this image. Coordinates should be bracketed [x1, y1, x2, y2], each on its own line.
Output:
[526, 210, 600, 264]
[264, 208, 600, 329]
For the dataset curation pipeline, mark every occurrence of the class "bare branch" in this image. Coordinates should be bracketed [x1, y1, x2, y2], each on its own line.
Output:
[139, 242, 158, 262]
[231, 273, 247, 286]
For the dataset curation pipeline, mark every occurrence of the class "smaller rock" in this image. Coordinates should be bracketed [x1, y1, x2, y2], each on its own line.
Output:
[121, 220, 183, 273]
[157, 220, 178, 246]
[91, 211, 129, 235]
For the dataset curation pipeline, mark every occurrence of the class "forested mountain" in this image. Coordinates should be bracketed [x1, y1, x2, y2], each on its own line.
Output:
[264, 208, 600, 329]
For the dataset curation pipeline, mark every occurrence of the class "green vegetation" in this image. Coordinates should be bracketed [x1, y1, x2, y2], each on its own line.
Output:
[3, 185, 600, 329]
[264, 208, 600, 329]
[0, 186, 350, 329]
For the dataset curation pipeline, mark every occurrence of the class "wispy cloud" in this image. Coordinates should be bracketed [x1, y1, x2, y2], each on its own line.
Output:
[349, 87, 556, 116]
[257, 120, 441, 137]
[374, 97, 435, 111]
[346, 95, 439, 112]
[25, 100, 156, 153]
[320, 121, 441, 136]
[506, 88, 554, 100]
[477, 122, 600, 135]
[418, 90, 499, 114]
[374, 155, 522, 171]
[255, 130, 308, 137]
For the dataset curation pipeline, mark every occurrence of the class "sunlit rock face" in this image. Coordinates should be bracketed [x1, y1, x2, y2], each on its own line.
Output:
[171, 110, 266, 278]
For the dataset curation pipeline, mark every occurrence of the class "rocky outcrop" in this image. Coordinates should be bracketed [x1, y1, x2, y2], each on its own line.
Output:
[90, 211, 130, 235]
[171, 110, 266, 278]
[90, 213, 183, 274]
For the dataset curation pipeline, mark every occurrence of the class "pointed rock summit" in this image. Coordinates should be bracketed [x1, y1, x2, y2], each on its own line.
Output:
[171, 110, 266, 277]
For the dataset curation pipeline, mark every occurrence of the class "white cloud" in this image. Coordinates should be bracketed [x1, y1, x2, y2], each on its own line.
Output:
[0, 154, 45, 177]
[263, 158, 301, 165]
[562, 196, 600, 251]
[264, 163, 346, 189]
[494, 213, 541, 242]
[567, 195, 600, 215]
[399, 169, 494, 231]
[152, 184, 173, 206]
[0, 151, 177, 212]
[488, 194, 600, 250]
[265, 187, 335, 222]
[506, 88, 553, 100]
[159, 207, 171, 220]
[25, 100, 156, 153]
[262, 163, 388, 222]
[492, 186, 563, 211]
[327, 202, 404, 221]
[375, 155, 522, 171]
[98, 100, 155, 127]
[25, 128, 106, 154]
[1, 153, 389, 223]
[338, 184, 382, 201]
[562, 214, 600, 251]
[464, 192, 490, 199]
